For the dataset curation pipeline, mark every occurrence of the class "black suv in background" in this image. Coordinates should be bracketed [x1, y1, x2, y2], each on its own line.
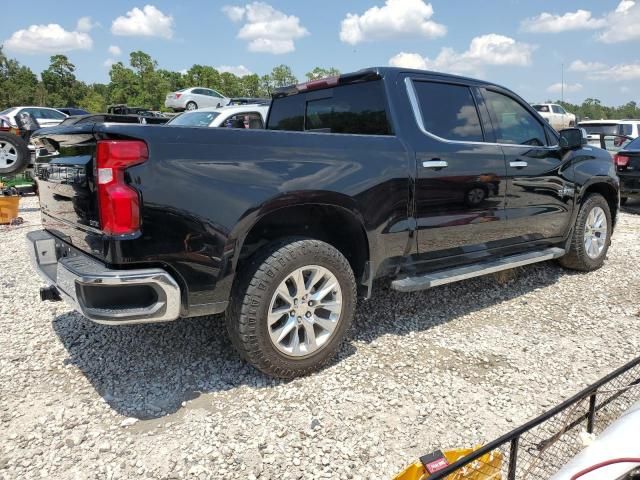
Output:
[28, 67, 618, 378]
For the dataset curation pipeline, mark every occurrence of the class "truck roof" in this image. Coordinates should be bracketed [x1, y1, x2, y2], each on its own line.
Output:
[273, 66, 512, 99]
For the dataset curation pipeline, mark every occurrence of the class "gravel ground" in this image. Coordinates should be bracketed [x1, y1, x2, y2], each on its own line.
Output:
[1, 196, 640, 480]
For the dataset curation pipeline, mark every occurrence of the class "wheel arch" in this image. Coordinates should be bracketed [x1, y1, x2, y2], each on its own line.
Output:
[232, 200, 372, 288]
[579, 179, 619, 229]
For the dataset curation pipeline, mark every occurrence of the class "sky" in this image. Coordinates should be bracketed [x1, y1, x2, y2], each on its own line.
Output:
[1, 0, 639, 105]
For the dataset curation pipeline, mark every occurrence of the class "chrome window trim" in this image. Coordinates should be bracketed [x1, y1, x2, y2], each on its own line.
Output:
[404, 77, 560, 151]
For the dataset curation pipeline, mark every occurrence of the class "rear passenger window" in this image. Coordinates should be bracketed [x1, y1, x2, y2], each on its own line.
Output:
[268, 80, 392, 135]
[484, 90, 547, 146]
[412, 81, 483, 142]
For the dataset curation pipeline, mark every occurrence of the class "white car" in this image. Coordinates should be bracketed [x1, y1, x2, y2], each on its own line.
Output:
[164, 87, 230, 111]
[166, 105, 269, 129]
[0, 106, 67, 129]
[577, 120, 622, 147]
[0, 106, 68, 159]
[616, 120, 640, 139]
[532, 103, 576, 130]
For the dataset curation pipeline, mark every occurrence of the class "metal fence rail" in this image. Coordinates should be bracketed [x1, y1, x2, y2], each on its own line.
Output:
[429, 356, 640, 480]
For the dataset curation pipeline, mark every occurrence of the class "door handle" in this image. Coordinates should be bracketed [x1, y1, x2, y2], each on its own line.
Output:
[422, 159, 448, 169]
[510, 161, 528, 168]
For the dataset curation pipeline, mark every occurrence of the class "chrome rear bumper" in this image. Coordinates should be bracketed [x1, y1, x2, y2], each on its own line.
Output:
[26, 230, 181, 325]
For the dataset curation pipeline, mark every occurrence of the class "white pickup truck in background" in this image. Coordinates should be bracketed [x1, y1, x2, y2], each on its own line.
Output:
[532, 103, 576, 130]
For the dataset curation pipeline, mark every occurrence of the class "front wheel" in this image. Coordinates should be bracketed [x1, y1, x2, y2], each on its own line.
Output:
[226, 238, 356, 378]
[559, 193, 611, 271]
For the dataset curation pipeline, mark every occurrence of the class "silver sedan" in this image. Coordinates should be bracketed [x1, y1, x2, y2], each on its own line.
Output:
[164, 87, 230, 111]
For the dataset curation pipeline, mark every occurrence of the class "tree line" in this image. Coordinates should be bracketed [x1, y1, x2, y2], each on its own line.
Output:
[1, 45, 638, 119]
[0, 47, 339, 112]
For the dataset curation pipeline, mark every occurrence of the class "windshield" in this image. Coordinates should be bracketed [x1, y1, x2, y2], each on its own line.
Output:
[579, 123, 618, 135]
[167, 111, 220, 127]
[532, 105, 550, 113]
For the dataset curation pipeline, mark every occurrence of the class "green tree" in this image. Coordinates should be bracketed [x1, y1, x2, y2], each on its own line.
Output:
[305, 67, 340, 81]
[268, 64, 298, 88]
[41, 54, 85, 107]
[79, 86, 107, 113]
[0, 46, 39, 109]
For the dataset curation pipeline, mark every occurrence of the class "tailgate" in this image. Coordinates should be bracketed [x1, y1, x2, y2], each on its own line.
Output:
[31, 125, 103, 255]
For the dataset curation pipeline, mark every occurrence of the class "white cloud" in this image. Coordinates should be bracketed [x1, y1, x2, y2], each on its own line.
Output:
[389, 34, 535, 76]
[216, 65, 252, 76]
[521, 9, 606, 33]
[108, 45, 122, 57]
[223, 2, 308, 54]
[598, 0, 640, 43]
[588, 63, 640, 81]
[76, 16, 98, 32]
[340, 0, 446, 45]
[547, 82, 583, 94]
[568, 60, 607, 72]
[111, 5, 174, 39]
[4, 24, 93, 54]
[388, 52, 428, 70]
[222, 5, 246, 22]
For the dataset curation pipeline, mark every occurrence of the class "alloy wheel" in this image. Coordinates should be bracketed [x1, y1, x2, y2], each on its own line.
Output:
[267, 265, 343, 357]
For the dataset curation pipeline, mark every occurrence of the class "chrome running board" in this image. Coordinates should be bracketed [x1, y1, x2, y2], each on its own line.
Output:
[391, 247, 566, 292]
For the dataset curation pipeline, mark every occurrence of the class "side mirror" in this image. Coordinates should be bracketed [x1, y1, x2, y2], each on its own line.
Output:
[559, 128, 584, 150]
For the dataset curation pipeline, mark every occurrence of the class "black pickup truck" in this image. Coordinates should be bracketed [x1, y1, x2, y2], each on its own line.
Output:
[27, 67, 619, 378]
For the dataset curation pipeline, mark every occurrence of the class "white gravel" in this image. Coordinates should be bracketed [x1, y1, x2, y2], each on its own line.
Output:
[1, 196, 640, 479]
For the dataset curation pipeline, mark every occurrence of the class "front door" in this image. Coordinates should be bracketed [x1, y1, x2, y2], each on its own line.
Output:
[481, 88, 575, 243]
[406, 78, 508, 258]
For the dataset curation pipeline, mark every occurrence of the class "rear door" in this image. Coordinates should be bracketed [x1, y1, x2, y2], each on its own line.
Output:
[481, 88, 574, 243]
[404, 76, 508, 257]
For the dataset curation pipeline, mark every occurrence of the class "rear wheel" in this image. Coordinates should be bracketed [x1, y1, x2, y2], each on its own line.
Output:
[559, 193, 611, 271]
[185, 101, 197, 111]
[226, 238, 356, 378]
[0, 133, 30, 175]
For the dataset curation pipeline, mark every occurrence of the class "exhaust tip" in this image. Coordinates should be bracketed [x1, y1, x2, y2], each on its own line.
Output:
[40, 286, 62, 302]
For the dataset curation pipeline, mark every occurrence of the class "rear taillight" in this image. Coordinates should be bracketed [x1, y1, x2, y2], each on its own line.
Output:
[96, 140, 148, 236]
[175, 93, 182, 99]
[614, 154, 630, 168]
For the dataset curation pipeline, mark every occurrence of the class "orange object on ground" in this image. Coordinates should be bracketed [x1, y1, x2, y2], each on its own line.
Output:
[0, 196, 19, 224]
[394, 447, 503, 480]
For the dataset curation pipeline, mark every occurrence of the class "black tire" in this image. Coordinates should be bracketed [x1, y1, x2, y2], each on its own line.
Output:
[559, 193, 612, 271]
[0, 133, 30, 175]
[185, 101, 198, 111]
[620, 197, 628, 206]
[569, 121, 575, 127]
[226, 238, 357, 378]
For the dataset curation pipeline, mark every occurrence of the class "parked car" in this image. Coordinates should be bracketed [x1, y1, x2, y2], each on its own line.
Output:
[578, 120, 622, 147]
[0, 107, 67, 174]
[28, 67, 618, 378]
[0, 106, 67, 129]
[532, 103, 576, 130]
[166, 105, 269, 129]
[55, 107, 90, 116]
[616, 120, 640, 139]
[614, 136, 640, 205]
[165, 87, 230, 111]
